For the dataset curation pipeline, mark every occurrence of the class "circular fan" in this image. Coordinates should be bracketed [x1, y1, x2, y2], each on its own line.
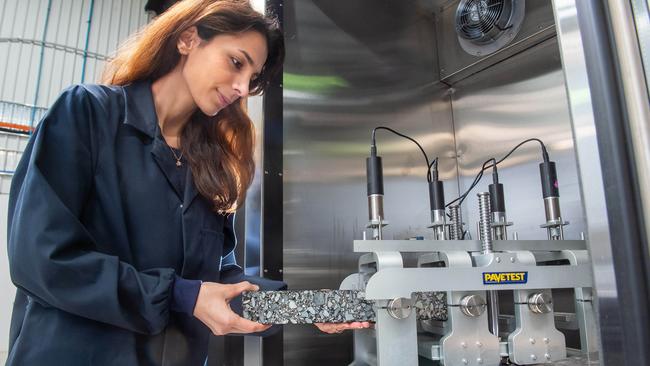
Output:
[455, 0, 525, 56]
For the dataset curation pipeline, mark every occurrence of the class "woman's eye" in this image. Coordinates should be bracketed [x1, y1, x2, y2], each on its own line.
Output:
[231, 57, 242, 69]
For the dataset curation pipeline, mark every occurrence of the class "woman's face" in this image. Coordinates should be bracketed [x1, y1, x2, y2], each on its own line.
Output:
[179, 28, 268, 116]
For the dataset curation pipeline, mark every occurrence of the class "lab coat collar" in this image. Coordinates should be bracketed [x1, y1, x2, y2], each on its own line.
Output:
[123, 80, 200, 211]
[122, 80, 158, 138]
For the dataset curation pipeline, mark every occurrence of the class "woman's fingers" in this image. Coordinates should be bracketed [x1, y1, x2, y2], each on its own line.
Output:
[314, 323, 338, 333]
[314, 322, 373, 334]
[194, 281, 270, 336]
[228, 314, 272, 334]
[224, 281, 260, 300]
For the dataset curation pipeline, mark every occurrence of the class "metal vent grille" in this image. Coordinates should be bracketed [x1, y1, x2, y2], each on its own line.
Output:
[454, 0, 524, 56]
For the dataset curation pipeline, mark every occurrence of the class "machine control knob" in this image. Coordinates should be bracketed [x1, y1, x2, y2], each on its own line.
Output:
[459, 294, 486, 317]
[527, 292, 553, 314]
[386, 297, 412, 319]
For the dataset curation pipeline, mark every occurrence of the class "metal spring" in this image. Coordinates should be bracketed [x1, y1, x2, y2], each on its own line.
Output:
[477, 192, 493, 253]
[448, 205, 462, 240]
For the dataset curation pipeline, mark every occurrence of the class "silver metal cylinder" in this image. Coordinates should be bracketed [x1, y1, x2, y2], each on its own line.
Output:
[431, 208, 446, 224]
[543, 196, 562, 222]
[528, 292, 554, 314]
[449, 205, 462, 240]
[387, 297, 413, 319]
[487, 291, 500, 337]
[368, 194, 384, 222]
[459, 294, 486, 317]
[491, 211, 508, 240]
[431, 209, 446, 240]
[478, 192, 493, 253]
[543, 196, 565, 240]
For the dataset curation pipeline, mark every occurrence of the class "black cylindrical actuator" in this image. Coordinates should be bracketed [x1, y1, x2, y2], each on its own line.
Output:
[539, 161, 559, 198]
[428, 180, 445, 210]
[489, 183, 506, 213]
[366, 154, 384, 196]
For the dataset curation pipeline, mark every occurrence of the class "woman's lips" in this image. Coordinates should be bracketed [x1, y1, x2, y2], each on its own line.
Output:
[217, 92, 230, 107]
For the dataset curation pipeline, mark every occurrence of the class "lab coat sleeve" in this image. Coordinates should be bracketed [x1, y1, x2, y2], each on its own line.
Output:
[219, 213, 286, 337]
[7, 85, 174, 335]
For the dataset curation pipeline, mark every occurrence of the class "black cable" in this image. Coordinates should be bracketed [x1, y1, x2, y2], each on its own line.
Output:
[428, 156, 439, 181]
[372, 126, 433, 182]
[446, 138, 548, 208]
[448, 158, 494, 207]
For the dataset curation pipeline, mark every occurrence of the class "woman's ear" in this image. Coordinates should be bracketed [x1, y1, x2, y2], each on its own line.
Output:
[177, 26, 199, 55]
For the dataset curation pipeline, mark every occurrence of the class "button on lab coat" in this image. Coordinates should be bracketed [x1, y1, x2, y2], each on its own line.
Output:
[6, 81, 284, 366]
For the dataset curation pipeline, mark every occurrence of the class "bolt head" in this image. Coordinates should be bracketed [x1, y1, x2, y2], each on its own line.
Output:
[510, 257, 515, 263]
[462, 358, 468, 365]
[544, 337, 550, 344]
[477, 358, 483, 364]
[545, 353, 552, 360]
[495, 256, 501, 263]
[529, 337, 536, 344]
[531, 354, 537, 361]
[476, 341, 482, 347]
[461, 342, 467, 348]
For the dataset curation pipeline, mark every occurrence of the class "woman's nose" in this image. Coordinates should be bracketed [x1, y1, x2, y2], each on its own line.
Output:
[233, 78, 250, 98]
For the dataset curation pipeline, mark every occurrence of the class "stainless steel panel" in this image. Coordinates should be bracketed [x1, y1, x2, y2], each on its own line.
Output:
[551, 0, 624, 363]
[451, 37, 586, 243]
[283, 1, 457, 364]
[607, 0, 650, 258]
[282, 0, 602, 363]
[450, 36, 588, 352]
[630, 0, 650, 98]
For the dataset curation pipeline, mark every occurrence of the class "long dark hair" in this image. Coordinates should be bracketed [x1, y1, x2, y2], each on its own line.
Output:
[102, 0, 284, 213]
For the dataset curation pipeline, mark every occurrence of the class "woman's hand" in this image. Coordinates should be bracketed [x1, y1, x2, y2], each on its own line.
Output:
[193, 281, 271, 336]
[314, 321, 372, 334]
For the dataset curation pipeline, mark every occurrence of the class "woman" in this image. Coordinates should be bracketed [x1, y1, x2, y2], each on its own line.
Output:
[6, 0, 367, 365]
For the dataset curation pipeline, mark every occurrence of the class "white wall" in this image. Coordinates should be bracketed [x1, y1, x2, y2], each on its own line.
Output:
[0, 0, 150, 110]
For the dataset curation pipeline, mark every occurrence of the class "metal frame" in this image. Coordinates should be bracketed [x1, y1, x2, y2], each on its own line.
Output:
[346, 244, 591, 366]
[260, 1, 284, 365]
[354, 239, 587, 252]
[552, 0, 650, 363]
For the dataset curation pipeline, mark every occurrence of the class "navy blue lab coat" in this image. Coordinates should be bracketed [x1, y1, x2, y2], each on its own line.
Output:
[6, 81, 285, 365]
